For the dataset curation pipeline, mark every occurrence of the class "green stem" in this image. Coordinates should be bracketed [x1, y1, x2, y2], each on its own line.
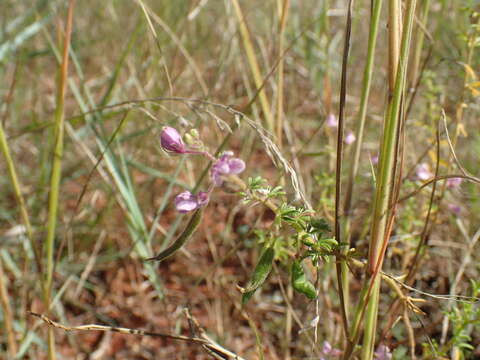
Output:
[341, 0, 384, 336]
[44, 2, 75, 359]
[361, 1, 417, 359]
[341, 1, 417, 359]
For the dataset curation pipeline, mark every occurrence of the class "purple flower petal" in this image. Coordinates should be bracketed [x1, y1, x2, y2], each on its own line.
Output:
[197, 191, 210, 206]
[416, 163, 432, 181]
[446, 177, 463, 188]
[448, 203, 462, 215]
[374, 345, 392, 360]
[175, 191, 199, 213]
[227, 158, 246, 174]
[174, 191, 210, 213]
[322, 341, 332, 354]
[320, 341, 342, 358]
[326, 113, 338, 128]
[345, 131, 356, 144]
[210, 151, 245, 185]
[160, 126, 187, 154]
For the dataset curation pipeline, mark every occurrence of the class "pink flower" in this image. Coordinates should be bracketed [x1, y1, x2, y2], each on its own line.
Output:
[371, 154, 379, 165]
[326, 113, 338, 128]
[160, 126, 187, 154]
[447, 203, 462, 215]
[174, 191, 209, 213]
[344, 131, 356, 145]
[416, 163, 432, 181]
[374, 345, 392, 360]
[320, 341, 342, 359]
[446, 177, 463, 188]
[211, 151, 245, 185]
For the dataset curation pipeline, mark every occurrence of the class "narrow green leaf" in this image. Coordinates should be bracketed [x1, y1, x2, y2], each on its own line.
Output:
[291, 260, 317, 299]
[146, 209, 203, 262]
[242, 247, 275, 304]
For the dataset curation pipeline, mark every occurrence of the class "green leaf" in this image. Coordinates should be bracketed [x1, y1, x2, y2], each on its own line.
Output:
[242, 247, 275, 304]
[146, 209, 203, 262]
[291, 260, 317, 299]
[310, 217, 331, 233]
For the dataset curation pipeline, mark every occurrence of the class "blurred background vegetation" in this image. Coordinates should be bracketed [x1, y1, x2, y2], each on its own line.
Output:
[0, 0, 479, 359]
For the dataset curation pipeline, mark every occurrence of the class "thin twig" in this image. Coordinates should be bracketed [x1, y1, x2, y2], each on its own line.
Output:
[334, 0, 354, 341]
[29, 311, 246, 360]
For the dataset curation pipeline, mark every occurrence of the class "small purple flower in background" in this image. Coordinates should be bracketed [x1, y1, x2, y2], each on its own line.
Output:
[320, 341, 342, 359]
[211, 151, 246, 185]
[448, 203, 462, 215]
[345, 131, 356, 145]
[160, 126, 187, 154]
[175, 191, 210, 213]
[371, 154, 379, 165]
[416, 163, 432, 181]
[374, 344, 392, 360]
[446, 177, 463, 188]
[326, 113, 338, 128]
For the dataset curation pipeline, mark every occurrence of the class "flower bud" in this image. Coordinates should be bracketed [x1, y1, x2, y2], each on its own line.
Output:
[189, 129, 200, 139]
[160, 126, 187, 154]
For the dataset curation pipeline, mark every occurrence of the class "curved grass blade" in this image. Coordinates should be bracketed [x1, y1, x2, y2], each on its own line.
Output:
[146, 209, 203, 262]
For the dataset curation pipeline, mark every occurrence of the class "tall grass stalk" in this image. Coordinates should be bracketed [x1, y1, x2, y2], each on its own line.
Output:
[231, 0, 274, 131]
[342, 0, 384, 322]
[275, 0, 289, 149]
[341, 0, 417, 358]
[44, 2, 75, 359]
[361, 0, 417, 358]
[388, 0, 402, 92]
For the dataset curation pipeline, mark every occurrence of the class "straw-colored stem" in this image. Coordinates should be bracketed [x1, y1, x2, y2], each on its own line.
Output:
[361, 0, 416, 358]
[388, 0, 402, 93]
[44, 2, 75, 359]
[276, 0, 289, 148]
[231, 0, 274, 130]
